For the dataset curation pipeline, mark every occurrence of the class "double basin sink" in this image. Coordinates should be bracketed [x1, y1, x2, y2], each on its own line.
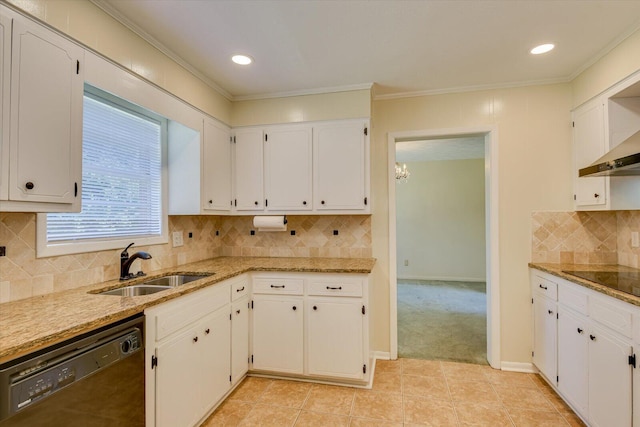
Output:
[98, 274, 212, 296]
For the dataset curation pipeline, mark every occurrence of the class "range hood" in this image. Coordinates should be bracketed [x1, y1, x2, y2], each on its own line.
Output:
[579, 130, 640, 177]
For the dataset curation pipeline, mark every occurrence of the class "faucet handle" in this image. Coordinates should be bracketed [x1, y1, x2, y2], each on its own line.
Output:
[121, 242, 135, 258]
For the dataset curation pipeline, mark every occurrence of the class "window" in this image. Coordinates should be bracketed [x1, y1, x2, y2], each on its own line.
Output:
[37, 86, 168, 257]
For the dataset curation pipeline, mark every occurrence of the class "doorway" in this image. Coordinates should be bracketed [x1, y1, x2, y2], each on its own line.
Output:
[395, 137, 486, 364]
[388, 127, 500, 369]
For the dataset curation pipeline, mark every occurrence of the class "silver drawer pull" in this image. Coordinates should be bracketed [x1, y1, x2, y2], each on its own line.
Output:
[326, 286, 342, 290]
[271, 284, 285, 289]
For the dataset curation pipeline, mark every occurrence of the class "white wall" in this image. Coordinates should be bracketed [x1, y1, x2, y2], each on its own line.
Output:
[371, 84, 574, 362]
[396, 159, 486, 282]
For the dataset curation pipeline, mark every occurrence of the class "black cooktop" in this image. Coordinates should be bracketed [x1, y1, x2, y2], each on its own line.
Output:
[563, 270, 640, 297]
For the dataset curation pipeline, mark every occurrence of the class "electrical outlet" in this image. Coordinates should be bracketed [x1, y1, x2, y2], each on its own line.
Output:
[404, 259, 409, 266]
[172, 231, 184, 247]
[632, 231, 639, 248]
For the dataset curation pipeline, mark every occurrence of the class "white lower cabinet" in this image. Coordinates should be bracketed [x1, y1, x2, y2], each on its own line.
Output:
[532, 295, 557, 382]
[252, 294, 304, 374]
[307, 298, 365, 380]
[588, 323, 632, 427]
[531, 268, 637, 427]
[231, 296, 250, 385]
[250, 272, 371, 383]
[145, 281, 232, 427]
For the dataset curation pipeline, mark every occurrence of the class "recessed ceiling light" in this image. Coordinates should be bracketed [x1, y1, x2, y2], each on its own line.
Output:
[232, 54, 253, 65]
[530, 44, 555, 55]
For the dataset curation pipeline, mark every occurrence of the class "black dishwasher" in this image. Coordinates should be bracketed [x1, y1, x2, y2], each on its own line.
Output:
[0, 314, 145, 426]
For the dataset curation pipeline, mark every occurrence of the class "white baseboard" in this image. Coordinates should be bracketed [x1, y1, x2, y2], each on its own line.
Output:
[500, 361, 538, 373]
[397, 275, 486, 283]
[371, 351, 392, 360]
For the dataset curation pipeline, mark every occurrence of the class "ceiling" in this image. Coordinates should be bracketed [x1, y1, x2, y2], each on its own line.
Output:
[95, 1, 640, 100]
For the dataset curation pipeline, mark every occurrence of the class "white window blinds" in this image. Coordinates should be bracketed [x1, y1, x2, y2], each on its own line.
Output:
[46, 92, 163, 242]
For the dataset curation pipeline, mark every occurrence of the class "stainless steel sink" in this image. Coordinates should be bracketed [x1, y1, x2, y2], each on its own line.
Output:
[99, 285, 173, 296]
[143, 274, 212, 287]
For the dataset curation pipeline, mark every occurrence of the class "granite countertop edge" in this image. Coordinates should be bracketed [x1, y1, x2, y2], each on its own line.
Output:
[0, 256, 376, 364]
[528, 262, 640, 307]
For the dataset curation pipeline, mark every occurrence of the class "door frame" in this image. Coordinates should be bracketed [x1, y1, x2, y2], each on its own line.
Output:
[387, 126, 501, 369]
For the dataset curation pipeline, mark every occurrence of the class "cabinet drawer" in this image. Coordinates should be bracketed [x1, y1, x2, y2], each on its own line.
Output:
[558, 283, 588, 315]
[154, 283, 230, 341]
[230, 275, 249, 301]
[253, 278, 304, 295]
[533, 276, 558, 300]
[308, 278, 363, 297]
[590, 295, 633, 338]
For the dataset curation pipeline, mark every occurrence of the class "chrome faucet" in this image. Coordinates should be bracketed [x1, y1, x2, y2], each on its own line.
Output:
[120, 243, 152, 280]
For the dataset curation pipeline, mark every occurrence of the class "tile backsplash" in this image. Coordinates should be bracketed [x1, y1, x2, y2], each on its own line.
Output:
[531, 210, 640, 267]
[0, 213, 371, 303]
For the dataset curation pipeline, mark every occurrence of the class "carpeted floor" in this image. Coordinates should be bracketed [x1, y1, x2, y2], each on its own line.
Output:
[397, 280, 487, 365]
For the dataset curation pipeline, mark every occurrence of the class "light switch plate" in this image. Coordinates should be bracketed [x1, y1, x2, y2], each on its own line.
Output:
[172, 231, 184, 247]
[632, 231, 639, 248]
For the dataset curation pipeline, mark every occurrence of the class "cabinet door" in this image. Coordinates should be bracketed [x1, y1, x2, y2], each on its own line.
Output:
[252, 295, 303, 374]
[9, 17, 83, 204]
[234, 128, 264, 210]
[314, 121, 367, 210]
[203, 119, 232, 211]
[199, 308, 231, 413]
[231, 297, 250, 385]
[0, 12, 10, 201]
[588, 324, 632, 427]
[532, 296, 557, 382]
[557, 308, 588, 417]
[155, 325, 202, 427]
[307, 298, 364, 380]
[264, 126, 312, 210]
[573, 102, 607, 207]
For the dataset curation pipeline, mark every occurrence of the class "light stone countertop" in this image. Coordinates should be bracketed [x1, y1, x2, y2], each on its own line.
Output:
[529, 262, 640, 307]
[0, 256, 376, 364]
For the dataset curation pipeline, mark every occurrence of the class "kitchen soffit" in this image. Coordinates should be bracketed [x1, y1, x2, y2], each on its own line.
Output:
[94, 0, 640, 100]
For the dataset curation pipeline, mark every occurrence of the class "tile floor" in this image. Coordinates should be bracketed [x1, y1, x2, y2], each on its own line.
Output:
[202, 358, 585, 426]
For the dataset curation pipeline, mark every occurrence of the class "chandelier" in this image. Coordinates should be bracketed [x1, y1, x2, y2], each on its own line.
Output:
[395, 162, 410, 183]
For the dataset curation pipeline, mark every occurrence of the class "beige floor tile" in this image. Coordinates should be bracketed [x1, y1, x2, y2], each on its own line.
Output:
[351, 392, 404, 422]
[294, 411, 349, 426]
[454, 402, 513, 426]
[484, 370, 538, 388]
[447, 379, 500, 404]
[202, 400, 253, 426]
[258, 380, 313, 409]
[403, 395, 458, 426]
[441, 361, 491, 382]
[228, 377, 272, 402]
[237, 404, 300, 427]
[349, 417, 403, 426]
[402, 358, 444, 377]
[371, 371, 402, 394]
[375, 359, 402, 374]
[507, 408, 570, 426]
[302, 384, 355, 415]
[402, 374, 450, 399]
[541, 390, 574, 413]
[493, 384, 556, 411]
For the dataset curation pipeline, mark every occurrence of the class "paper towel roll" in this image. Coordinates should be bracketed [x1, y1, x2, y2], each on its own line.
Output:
[253, 215, 287, 232]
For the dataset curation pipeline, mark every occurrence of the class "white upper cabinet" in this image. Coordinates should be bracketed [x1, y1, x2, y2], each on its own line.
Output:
[6, 15, 83, 210]
[314, 120, 369, 212]
[573, 101, 607, 208]
[0, 12, 10, 201]
[264, 125, 312, 211]
[203, 119, 232, 211]
[572, 71, 640, 211]
[233, 128, 264, 211]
